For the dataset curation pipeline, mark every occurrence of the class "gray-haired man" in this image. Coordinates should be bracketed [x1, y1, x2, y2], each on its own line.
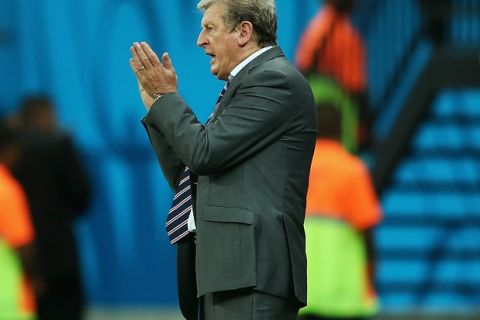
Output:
[130, 1, 316, 318]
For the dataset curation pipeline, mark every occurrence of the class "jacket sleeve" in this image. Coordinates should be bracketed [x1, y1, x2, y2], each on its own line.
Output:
[144, 69, 294, 176]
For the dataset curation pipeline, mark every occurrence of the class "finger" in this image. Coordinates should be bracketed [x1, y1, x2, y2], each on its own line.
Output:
[162, 52, 174, 71]
[141, 42, 162, 67]
[130, 46, 145, 71]
[130, 47, 145, 69]
[133, 42, 153, 69]
[129, 58, 143, 76]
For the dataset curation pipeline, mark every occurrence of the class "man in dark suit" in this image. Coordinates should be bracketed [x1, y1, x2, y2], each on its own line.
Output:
[130, 1, 316, 319]
[13, 96, 91, 320]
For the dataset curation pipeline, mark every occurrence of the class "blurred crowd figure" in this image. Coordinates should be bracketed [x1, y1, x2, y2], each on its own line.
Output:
[295, 0, 370, 153]
[9, 96, 92, 320]
[298, 104, 382, 320]
[0, 119, 42, 319]
[419, 0, 452, 47]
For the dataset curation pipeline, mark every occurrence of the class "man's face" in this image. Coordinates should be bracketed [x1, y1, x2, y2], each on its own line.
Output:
[197, 4, 240, 80]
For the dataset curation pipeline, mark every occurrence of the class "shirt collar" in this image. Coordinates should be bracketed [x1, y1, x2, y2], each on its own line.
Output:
[229, 46, 274, 80]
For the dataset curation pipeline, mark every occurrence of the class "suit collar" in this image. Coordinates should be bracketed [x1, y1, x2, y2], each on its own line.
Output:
[208, 46, 284, 125]
[229, 46, 284, 86]
[247, 46, 284, 71]
[229, 46, 274, 79]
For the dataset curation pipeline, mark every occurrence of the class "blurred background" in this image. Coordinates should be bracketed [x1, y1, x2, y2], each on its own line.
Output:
[0, 0, 479, 319]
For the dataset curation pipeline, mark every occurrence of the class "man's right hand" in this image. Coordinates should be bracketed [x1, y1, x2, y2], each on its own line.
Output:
[129, 42, 178, 110]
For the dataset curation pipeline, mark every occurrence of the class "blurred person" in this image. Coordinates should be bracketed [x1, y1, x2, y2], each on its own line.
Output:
[0, 119, 43, 320]
[296, 0, 364, 94]
[298, 104, 382, 320]
[419, 0, 452, 47]
[12, 96, 91, 320]
[295, 0, 370, 153]
[130, 0, 316, 319]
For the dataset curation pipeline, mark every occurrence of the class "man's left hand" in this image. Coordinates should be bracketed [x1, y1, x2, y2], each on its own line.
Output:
[129, 42, 177, 109]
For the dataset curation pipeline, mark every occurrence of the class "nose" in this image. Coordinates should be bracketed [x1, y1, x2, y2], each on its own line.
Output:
[197, 29, 207, 48]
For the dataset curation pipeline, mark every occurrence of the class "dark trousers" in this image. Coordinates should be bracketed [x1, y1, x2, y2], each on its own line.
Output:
[177, 235, 199, 320]
[177, 235, 301, 320]
[203, 288, 300, 320]
[37, 274, 85, 320]
[298, 315, 368, 320]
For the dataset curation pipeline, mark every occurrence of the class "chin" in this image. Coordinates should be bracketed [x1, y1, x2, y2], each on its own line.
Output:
[215, 72, 228, 80]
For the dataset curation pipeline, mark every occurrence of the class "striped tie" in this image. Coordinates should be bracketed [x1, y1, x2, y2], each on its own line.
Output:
[165, 80, 230, 245]
[165, 167, 192, 244]
[216, 80, 230, 104]
[207, 80, 230, 125]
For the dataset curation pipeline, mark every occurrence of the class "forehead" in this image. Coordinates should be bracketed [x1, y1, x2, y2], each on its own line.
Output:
[201, 3, 226, 25]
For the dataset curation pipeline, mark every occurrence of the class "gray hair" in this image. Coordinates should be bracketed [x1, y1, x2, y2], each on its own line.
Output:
[197, 0, 277, 47]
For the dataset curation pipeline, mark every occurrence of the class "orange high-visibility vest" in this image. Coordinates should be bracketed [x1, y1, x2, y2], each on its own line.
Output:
[0, 164, 36, 318]
[296, 5, 366, 94]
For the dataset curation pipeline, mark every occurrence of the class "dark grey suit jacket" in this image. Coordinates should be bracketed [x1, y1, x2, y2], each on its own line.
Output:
[143, 47, 316, 305]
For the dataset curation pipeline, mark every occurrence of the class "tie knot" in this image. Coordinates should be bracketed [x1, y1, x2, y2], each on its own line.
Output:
[216, 80, 230, 104]
[222, 80, 231, 93]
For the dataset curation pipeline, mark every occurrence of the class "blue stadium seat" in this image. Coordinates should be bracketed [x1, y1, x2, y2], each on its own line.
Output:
[432, 90, 480, 117]
[376, 226, 443, 251]
[381, 191, 427, 216]
[378, 260, 427, 283]
[378, 89, 480, 310]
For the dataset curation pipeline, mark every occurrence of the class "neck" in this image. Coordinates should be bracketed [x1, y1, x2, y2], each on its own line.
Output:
[236, 43, 262, 65]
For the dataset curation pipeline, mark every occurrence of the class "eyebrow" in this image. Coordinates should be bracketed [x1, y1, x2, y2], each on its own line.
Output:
[201, 19, 213, 27]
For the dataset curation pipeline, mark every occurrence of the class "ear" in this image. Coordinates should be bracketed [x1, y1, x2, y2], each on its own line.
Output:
[237, 21, 254, 46]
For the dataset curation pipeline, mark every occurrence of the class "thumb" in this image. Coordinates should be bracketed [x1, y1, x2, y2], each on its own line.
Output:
[162, 52, 174, 71]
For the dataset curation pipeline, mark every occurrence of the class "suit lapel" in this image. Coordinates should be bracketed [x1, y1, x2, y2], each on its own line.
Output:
[210, 47, 285, 122]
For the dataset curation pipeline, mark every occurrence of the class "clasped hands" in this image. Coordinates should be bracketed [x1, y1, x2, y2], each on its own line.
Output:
[129, 42, 177, 110]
